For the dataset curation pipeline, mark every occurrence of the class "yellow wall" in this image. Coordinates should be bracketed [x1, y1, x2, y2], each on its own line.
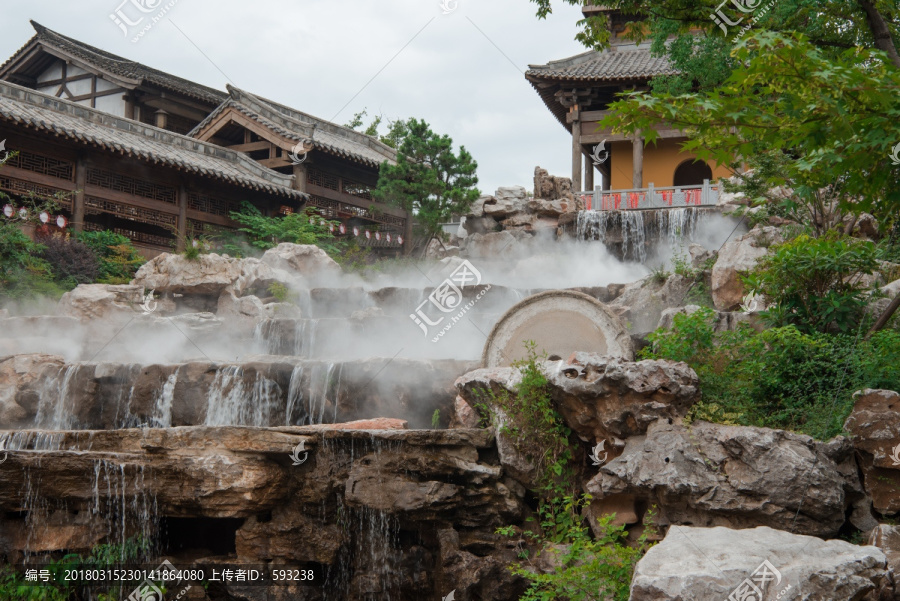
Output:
[607, 138, 732, 190]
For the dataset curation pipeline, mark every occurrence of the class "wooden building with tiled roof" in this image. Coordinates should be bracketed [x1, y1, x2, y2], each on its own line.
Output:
[526, 5, 731, 194]
[0, 21, 407, 255]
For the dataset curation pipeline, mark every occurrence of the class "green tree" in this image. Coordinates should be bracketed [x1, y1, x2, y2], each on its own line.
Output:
[225, 202, 341, 256]
[76, 230, 145, 284]
[372, 118, 479, 250]
[605, 32, 900, 220]
[346, 109, 410, 149]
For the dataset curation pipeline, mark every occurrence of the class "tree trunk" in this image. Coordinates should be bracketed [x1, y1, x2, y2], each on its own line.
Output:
[858, 0, 900, 69]
[868, 293, 900, 337]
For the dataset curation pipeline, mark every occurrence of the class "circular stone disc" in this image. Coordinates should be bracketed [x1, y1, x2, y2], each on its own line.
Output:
[482, 290, 634, 367]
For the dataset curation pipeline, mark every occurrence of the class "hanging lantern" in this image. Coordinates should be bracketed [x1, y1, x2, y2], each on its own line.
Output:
[39, 211, 49, 224]
[339, 224, 346, 235]
[353, 226, 360, 237]
[3, 204, 13, 218]
[319, 219, 325, 226]
[386, 233, 392, 243]
[56, 215, 68, 228]
[375, 232, 381, 241]
[397, 235, 404, 245]
[18, 207, 28, 220]
[329, 224, 335, 233]
[365, 230, 371, 239]
[309, 217, 315, 225]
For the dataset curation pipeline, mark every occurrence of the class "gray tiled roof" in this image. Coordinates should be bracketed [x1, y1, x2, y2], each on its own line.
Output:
[526, 45, 675, 82]
[0, 81, 304, 200]
[0, 21, 227, 106]
[189, 86, 397, 168]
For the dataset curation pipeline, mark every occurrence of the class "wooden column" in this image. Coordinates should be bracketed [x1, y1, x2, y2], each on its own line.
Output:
[601, 164, 611, 191]
[583, 155, 594, 191]
[176, 185, 188, 252]
[632, 132, 644, 188]
[404, 215, 413, 256]
[292, 163, 308, 194]
[571, 109, 582, 191]
[73, 157, 86, 233]
[154, 110, 168, 130]
[124, 94, 135, 120]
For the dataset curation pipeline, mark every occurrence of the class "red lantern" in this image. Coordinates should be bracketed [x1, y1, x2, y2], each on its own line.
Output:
[365, 230, 371, 239]
[353, 227, 360, 237]
[56, 215, 68, 228]
[329, 224, 335, 233]
[375, 232, 381, 241]
[2, 204, 12, 218]
[39, 211, 49, 224]
[339, 224, 346, 235]
[18, 207, 28, 220]
[397, 235, 404, 245]
[386, 233, 392, 243]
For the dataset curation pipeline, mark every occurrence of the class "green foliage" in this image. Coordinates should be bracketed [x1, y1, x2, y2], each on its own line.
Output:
[431, 409, 441, 429]
[643, 308, 900, 438]
[474, 342, 575, 497]
[745, 234, 879, 334]
[225, 203, 341, 257]
[0, 536, 151, 600]
[76, 230, 145, 284]
[649, 264, 671, 285]
[345, 109, 409, 148]
[0, 223, 67, 301]
[607, 31, 900, 222]
[372, 118, 480, 245]
[501, 497, 656, 601]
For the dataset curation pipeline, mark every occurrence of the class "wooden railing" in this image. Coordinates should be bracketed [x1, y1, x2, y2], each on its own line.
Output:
[576, 180, 719, 211]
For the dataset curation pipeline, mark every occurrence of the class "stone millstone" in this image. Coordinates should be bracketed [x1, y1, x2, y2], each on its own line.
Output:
[481, 290, 633, 367]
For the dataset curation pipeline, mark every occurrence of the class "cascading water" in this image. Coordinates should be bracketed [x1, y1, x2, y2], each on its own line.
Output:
[204, 366, 282, 426]
[254, 319, 319, 356]
[151, 370, 179, 427]
[576, 208, 713, 262]
[33, 364, 81, 429]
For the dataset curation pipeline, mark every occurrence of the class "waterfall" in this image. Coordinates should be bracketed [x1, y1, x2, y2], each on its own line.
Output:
[254, 319, 319, 356]
[152, 370, 179, 427]
[33, 364, 81, 429]
[204, 366, 282, 426]
[576, 208, 713, 262]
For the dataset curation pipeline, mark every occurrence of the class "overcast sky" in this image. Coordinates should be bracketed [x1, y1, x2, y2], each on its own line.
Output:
[0, 0, 589, 194]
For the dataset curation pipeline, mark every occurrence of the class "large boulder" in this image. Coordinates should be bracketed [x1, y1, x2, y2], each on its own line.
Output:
[610, 274, 694, 334]
[260, 243, 342, 283]
[57, 284, 144, 321]
[711, 226, 783, 311]
[132, 253, 255, 296]
[482, 186, 528, 219]
[525, 197, 576, 217]
[464, 231, 519, 260]
[844, 389, 900, 514]
[587, 420, 869, 537]
[533, 167, 574, 201]
[631, 525, 886, 601]
[870, 524, 900, 599]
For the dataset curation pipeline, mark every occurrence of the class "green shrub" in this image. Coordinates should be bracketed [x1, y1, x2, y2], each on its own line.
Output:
[225, 202, 341, 258]
[643, 308, 900, 439]
[745, 233, 879, 334]
[76, 230, 145, 284]
[0, 222, 67, 301]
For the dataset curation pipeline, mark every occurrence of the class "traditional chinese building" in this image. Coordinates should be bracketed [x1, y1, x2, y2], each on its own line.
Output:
[525, 5, 732, 195]
[0, 21, 407, 255]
